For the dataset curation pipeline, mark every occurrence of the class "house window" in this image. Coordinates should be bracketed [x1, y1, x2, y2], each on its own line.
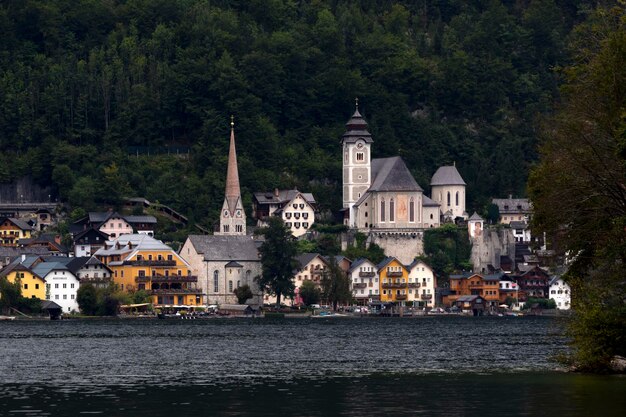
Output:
[447, 192, 451, 206]
[389, 199, 395, 222]
[456, 191, 459, 206]
[409, 198, 415, 222]
[381, 199, 385, 222]
[24, 284, 28, 290]
[35, 284, 39, 289]
[213, 271, 219, 293]
[236, 225, 243, 233]
[356, 152, 364, 161]
[223, 225, 229, 233]
[228, 280, 233, 292]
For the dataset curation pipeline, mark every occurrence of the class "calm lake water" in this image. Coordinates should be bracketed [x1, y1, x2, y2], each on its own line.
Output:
[0, 316, 625, 416]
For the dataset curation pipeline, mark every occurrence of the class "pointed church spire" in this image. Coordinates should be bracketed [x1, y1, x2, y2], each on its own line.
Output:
[225, 115, 241, 213]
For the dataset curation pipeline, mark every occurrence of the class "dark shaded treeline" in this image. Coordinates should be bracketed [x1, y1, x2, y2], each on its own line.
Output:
[0, 0, 590, 227]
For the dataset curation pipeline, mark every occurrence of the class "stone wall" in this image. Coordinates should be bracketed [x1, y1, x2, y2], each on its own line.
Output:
[0, 177, 53, 204]
[369, 232, 424, 265]
[470, 226, 516, 273]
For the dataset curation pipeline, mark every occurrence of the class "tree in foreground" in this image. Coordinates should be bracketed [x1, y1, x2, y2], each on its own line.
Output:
[320, 256, 352, 311]
[528, 5, 626, 372]
[233, 284, 253, 305]
[256, 217, 299, 307]
[77, 284, 98, 315]
[299, 280, 321, 307]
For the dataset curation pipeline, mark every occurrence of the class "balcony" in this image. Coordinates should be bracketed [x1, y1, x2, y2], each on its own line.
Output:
[408, 283, 420, 288]
[421, 294, 433, 300]
[352, 283, 367, 289]
[359, 271, 376, 278]
[387, 271, 403, 277]
[396, 294, 407, 300]
[382, 283, 406, 289]
[135, 275, 198, 283]
[468, 284, 483, 289]
[149, 288, 203, 295]
[124, 259, 177, 267]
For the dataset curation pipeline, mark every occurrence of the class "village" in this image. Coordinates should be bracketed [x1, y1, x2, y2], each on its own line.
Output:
[0, 105, 571, 319]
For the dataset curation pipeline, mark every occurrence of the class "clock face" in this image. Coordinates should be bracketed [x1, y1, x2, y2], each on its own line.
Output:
[236, 210, 242, 217]
[356, 142, 364, 149]
[223, 210, 229, 217]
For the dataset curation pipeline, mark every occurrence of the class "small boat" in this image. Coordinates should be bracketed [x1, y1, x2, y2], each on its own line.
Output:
[0, 316, 16, 321]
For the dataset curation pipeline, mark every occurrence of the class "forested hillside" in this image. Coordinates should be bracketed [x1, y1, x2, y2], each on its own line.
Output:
[0, 0, 591, 228]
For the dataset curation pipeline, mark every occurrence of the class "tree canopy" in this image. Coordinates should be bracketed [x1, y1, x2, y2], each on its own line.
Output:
[256, 216, 299, 306]
[528, 3, 626, 372]
[0, 0, 590, 229]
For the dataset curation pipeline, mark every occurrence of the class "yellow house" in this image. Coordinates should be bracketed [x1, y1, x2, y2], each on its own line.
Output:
[0, 259, 46, 300]
[378, 257, 409, 304]
[94, 234, 202, 307]
[0, 218, 34, 247]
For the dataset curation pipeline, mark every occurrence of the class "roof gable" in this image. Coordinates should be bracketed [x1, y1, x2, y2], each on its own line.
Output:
[370, 157, 423, 192]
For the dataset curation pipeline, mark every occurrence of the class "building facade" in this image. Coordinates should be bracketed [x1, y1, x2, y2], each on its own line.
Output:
[252, 189, 316, 237]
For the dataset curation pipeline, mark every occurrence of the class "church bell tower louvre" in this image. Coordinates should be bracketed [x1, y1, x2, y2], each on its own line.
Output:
[216, 116, 247, 236]
[341, 98, 373, 227]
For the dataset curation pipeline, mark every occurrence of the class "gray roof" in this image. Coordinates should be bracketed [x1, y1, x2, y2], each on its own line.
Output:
[187, 235, 261, 262]
[124, 215, 157, 224]
[0, 247, 51, 261]
[430, 166, 466, 186]
[509, 221, 528, 229]
[296, 253, 324, 269]
[253, 189, 316, 206]
[225, 261, 243, 268]
[491, 198, 532, 213]
[41, 300, 62, 310]
[422, 195, 440, 207]
[31, 261, 71, 278]
[348, 258, 375, 272]
[370, 157, 423, 192]
[469, 212, 484, 221]
[1, 217, 34, 231]
[457, 295, 483, 302]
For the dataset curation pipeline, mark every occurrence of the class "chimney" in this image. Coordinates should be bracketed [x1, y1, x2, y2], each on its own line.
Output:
[21, 254, 26, 262]
[274, 188, 279, 198]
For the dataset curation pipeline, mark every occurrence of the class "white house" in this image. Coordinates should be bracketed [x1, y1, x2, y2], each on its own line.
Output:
[407, 260, 436, 307]
[348, 258, 379, 304]
[32, 262, 80, 313]
[252, 189, 317, 237]
[549, 276, 571, 310]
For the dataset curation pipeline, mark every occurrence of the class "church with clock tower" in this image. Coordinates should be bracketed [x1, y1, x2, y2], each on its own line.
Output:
[341, 102, 468, 263]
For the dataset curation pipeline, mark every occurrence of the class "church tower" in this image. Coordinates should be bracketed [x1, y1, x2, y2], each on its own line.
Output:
[341, 99, 373, 227]
[216, 117, 246, 236]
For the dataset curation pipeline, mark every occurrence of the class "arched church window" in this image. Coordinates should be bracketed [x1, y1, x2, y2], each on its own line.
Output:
[447, 192, 451, 206]
[390, 199, 395, 222]
[409, 198, 415, 222]
[380, 199, 385, 222]
[213, 271, 219, 293]
[455, 192, 459, 206]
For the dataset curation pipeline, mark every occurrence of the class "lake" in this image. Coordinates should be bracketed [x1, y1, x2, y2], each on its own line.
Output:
[1, 316, 625, 416]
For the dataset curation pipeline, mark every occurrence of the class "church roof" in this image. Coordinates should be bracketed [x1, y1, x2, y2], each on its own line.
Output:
[430, 165, 466, 186]
[224, 123, 242, 213]
[422, 195, 440, 207]
[341, 107, 373, 144]
[370, 157, 423, 192]
[187, 235, 261, 262]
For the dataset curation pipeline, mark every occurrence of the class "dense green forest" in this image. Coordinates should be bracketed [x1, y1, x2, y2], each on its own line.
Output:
[0, 0, 593, 229]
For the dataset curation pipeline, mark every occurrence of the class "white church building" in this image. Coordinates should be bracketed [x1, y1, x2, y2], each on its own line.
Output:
[341, 103, 468, 263]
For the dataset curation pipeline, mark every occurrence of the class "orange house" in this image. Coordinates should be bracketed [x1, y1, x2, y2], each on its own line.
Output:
[445, 273, 502, 307]
[95, 234, 202, 307]
[378, 257, 409, 304]
[0, 218, 33, 247]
